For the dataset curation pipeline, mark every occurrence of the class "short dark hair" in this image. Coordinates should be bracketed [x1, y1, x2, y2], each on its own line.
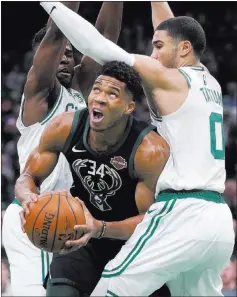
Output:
[98, 61, 142, 99]
[32, 25, 47, 50]
[157, 16, 206, 58]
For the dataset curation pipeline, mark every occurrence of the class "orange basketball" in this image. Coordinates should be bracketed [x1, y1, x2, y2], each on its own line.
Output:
[25, 191, 85, 253]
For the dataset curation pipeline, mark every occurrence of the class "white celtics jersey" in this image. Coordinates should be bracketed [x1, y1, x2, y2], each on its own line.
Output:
[16, 85, 86, 193]
[151, 66, 225, 194]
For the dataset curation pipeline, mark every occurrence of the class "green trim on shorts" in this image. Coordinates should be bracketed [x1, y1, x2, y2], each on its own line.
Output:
[40, 86, 63, 125]
[12, 198, 21, 206]
[13, 198, 49, 284]
[46, 252, 50, 275]
[156, 190, 225, 204]
[41, 251, 50, 284]
[41, 250, 45, 284]
[178, 69, 191, 88]
[106, 290, 119, 297]
[102, 199, 176, 278]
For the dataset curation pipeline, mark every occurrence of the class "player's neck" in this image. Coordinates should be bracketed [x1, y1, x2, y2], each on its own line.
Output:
[88, 117, 129, 153]
[177, 56, 200, 68]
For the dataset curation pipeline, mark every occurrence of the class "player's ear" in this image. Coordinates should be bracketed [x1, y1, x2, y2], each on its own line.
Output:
[179, 40, 192, 57]
[124, 101, 135, 115]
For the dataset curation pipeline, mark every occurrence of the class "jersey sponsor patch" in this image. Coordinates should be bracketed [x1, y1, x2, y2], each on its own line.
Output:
[110, 156, 127, 170]
[72, 159, 122, 211]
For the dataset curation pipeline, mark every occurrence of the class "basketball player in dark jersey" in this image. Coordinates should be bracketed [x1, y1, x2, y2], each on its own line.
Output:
[15, 61, 170, 297]
[2, 3, 123, 295]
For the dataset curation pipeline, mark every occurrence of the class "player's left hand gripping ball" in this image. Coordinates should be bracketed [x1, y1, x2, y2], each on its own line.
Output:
[60, 199, 102, 254]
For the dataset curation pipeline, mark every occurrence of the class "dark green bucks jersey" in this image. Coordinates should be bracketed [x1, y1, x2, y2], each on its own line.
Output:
[63, 108, 155, 222]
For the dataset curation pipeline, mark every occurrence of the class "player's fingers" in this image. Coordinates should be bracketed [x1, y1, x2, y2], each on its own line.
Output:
[74, 224, 88, 232]
[31, 194, 38, 203]
[73, 225, 90, 240]
[66, 234, 90, 248]
[19, 211, 26, 233]
[70, 245, 81, 253]
[59, 246, 74, 255]
[23, 204, 30, 217]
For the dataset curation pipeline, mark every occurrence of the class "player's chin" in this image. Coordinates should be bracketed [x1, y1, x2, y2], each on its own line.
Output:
[90, 122, 106, 132]
[57, 74, 72, 88]
[89, 116, 107, 131]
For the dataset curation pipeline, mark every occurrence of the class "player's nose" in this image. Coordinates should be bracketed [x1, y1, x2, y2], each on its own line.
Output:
[151, 49, 158, 59]
[61, 54, 69, 64]
[94, 94, 107, 104]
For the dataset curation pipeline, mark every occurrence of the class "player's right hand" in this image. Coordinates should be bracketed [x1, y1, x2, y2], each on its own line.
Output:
[19, 193, 38, 233]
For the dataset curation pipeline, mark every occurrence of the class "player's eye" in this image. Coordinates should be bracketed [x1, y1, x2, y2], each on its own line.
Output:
[109, 93, 117, 99]
[65, 52, 73, 58]
[93, 87, 100, 93]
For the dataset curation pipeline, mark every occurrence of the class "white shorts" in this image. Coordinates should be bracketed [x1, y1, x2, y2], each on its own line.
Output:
[92, 192, 235, 297]
[2, 201, 52, 296]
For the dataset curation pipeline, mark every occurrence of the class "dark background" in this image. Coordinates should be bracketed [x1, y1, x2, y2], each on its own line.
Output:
[1, 2, 237, 295]
[2, 2, 237, 59]
[2, 2, 237, 92]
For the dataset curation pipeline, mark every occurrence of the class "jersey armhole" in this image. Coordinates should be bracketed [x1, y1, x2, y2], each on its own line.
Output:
[40, 85, 63, 125]
[128, 125, 156, 179]
[62, 108, 87, 155]
[178, 69, 191, 89]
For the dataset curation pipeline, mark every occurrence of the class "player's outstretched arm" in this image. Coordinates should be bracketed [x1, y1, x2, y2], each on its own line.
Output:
[73, 2, 123, 99]
[151, 2, 174, 31]
[15, 112, 73, 208]
[23, 2, 80, 126]
[40, 2, 134, 67]
[40, 2, 188, 115]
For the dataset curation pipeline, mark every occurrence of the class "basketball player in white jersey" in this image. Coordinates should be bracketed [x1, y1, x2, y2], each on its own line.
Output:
[2, 2, 123, 296]
[41, 2, 235, 296]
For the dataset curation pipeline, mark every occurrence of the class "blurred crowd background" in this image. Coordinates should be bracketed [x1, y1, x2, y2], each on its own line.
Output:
[1, 2, 237, 296]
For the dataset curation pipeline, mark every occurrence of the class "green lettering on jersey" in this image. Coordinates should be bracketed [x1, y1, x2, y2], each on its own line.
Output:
[200, 87, 222, 106]
[65, 103, 79, 112]
[209, 112, 225, 160]
[200, 87, 209, 102]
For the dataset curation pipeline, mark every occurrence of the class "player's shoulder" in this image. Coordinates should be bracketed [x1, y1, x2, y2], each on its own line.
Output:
[206, 71, 222, 91]
[45, 111, 76, 135]
[41, 111, 78, 151]
[135, 129, 170, 163]
[134, 129, 170, 178]
[179, 65, 221, 90]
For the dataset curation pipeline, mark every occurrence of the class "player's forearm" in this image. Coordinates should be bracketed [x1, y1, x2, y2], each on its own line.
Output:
[95, 2, 123, 42]
[39, 1, 80, 50]
[103, 214, 144, 240]
[46, 2, 80, 31]
[30, 2, 80, 91]
[15, 174, 40, 205]
[40, 2, 134, 66]
[151, 2, 174, 31]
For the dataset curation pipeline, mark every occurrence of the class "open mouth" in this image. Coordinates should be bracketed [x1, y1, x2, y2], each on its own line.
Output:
[59, 68, 70, 76]
[92, 108, 104, 123]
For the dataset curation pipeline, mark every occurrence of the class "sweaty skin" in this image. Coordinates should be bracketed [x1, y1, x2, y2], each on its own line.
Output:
[15, 75, 169, 251]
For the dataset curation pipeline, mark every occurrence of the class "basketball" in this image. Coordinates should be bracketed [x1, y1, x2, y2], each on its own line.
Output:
[25, 191, 86, 253]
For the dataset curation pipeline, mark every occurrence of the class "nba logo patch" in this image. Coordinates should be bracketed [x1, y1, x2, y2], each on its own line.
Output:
[110, 156, 127, 170]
